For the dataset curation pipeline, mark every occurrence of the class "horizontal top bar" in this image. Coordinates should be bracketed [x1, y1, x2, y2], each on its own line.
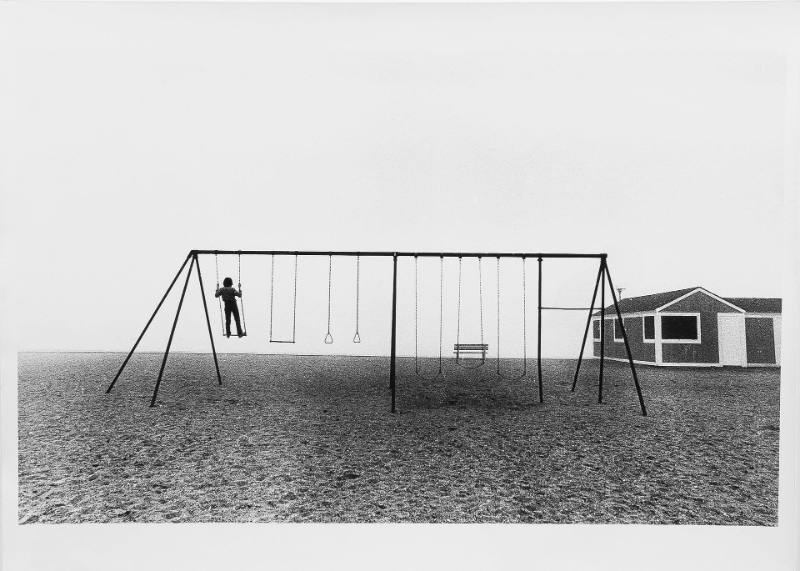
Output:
[192, 250, 607, 259]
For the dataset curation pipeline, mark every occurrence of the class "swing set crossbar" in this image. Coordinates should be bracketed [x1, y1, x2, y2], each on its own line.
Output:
[193, 249, 606, 259]
[107, 249, 646, 418]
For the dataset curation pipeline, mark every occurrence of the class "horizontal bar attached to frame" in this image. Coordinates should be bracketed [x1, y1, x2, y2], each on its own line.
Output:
[193, 250, 607, 259]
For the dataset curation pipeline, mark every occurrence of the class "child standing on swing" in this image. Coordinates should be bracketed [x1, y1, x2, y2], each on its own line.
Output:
[215, 277, 244, 338]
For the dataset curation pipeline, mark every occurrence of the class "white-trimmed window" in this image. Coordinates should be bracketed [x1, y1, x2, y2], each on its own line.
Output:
[592, 319, 601, 341]
[660, 314, 701, 344]
[613, 318, 624, 342]
[643, 316, 655, 343]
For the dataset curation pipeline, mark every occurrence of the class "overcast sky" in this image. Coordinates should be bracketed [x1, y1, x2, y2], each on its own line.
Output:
[1, 3, 792, 357]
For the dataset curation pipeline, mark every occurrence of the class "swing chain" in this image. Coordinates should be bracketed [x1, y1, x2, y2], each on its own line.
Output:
[215, 252, 225, 336]
[292, 253, 299, 341]
[523, 257, 527, 361]
[454, 256, 486, 369]
[495, 256, 528, 380]
[237, 252, 247, 335]
[496, 256, 501, 370]
[456, 256, 462, 361]
[353, 255, 361, 343]
[414, 255, 443, 380]
[438, 255, 444, 365]
[324, 255, 333, 344]
[414, 256, 420, 366]
[478, 256, 484, 348]
[269, 254, 275, 340]
[269, 254, 298, 343]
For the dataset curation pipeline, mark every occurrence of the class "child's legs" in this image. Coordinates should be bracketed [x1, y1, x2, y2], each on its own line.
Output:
[224, 305, 233, 335]
[231, 303, 242, 334]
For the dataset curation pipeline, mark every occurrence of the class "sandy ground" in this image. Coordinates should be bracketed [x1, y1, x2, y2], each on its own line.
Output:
[17, 352, 779, 524]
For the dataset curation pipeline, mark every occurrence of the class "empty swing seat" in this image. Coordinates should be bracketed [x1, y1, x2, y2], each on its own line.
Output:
[453, 343, 488, 359]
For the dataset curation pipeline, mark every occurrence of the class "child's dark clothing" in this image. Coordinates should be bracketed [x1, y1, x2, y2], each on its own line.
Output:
[216, 286, 241, 303]
[215, 286, 243, 336]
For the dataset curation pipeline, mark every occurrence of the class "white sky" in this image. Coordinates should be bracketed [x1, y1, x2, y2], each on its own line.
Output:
[0, 3, 791, 357]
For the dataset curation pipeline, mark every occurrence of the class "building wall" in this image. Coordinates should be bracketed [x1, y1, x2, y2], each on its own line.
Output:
[590, 292, 782, 367]
[660, 291, 734, 364]
[745, 317, 776, 364]
[592, 316, 655, 362]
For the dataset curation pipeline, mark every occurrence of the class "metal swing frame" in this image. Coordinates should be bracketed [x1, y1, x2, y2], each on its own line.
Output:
[105, 250, 647, 417]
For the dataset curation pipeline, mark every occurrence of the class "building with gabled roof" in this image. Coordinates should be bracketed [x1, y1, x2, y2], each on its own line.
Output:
[592, 287, 781, 367]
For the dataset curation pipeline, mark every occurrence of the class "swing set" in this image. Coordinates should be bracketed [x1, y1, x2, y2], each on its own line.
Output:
[105, 249, 647, 416]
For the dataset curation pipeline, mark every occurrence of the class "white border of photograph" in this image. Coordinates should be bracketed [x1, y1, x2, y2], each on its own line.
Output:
[1, 2, 798, 571]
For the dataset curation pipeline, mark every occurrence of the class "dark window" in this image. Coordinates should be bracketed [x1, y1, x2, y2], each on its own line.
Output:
[614, 318, 624, 340]
[643, 316, 655, 340]
[661, 315, 698, 340]
[593, 320, 600, 339]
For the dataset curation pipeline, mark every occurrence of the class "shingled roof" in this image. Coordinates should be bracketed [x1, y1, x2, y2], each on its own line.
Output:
[593, 287, 699, 316]
[723, 297, 782, 313]
[593, 287, 782, 316]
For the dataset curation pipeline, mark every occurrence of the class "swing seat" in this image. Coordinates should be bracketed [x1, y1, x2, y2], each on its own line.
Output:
[453, 343, 488, 359]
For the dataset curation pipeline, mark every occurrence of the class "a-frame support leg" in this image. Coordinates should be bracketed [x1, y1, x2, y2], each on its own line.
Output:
[195, 253, 222, 385]
[599, 258, 606, 402]
[537, 257, 543, 403]
[604, 262, 648, 417]
[389, 253, 398, 413]
[150, 255, 196, 407]
[572, 262, 603, 392]
[106, 252, 193, 393]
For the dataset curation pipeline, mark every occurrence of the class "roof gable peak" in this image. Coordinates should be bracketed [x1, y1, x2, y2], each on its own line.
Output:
[656, 287, 745, 313]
